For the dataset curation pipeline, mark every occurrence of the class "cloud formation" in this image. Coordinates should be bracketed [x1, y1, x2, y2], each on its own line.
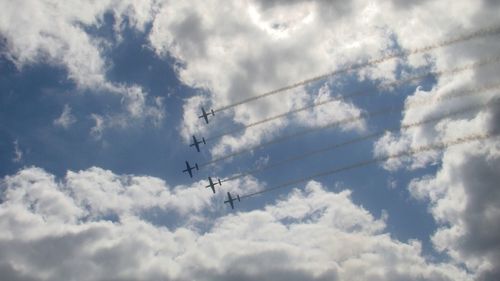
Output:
[145, 0, 500, 163]
[1, 1, 499, 280]
[53, 104, 77, 129]
[0, 169, 472, 281]
[407, 117, 500, 280]
[368, 2, 500, 278]
[149, 1, 393, 154]
[2, 0, 497, 150]
[0, 0, 164, 134]
[11, 140, 22, 163]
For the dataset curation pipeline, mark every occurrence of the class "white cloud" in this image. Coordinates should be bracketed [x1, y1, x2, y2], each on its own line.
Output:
[366, 2, 500, 279]
[395, 84, 500, 280]
[0, 0, 164, 133]
[3, 0, 495, 148]
[54, 104, 77, 129]
[294, 84, 366, 131]
[87, 93, 165, 140]
[373, 84, 500, 170]
[204, 83, 367, 159]
[147, 0, 500, 162]
[408, 134, 500, 280]
[11, 140, 23, 163]
[0, 168, 472, 281]
[90, 114, 105, 140]
[149, 1, 392, 153]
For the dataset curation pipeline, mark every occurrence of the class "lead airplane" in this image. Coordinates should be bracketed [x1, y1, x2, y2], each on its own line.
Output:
[198, 107, 215, 124]
[224, 192, 240, 209]
[190, 135, 206, 152]
[205, 176, 222, 193]
[182, 161, 199, 178]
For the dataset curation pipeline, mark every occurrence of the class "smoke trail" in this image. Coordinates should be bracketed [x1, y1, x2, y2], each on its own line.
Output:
[201, 107, 394, 167]
[201, 82, 500, 167]
[222, 99, 500, 182]
[239, 132, 496, 200]
[206, 56, 500, 141]
[213, 25, 500, 113]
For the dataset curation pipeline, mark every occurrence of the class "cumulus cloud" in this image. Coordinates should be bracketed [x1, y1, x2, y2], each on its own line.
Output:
[408, 135, 500, 281]
[2, 1, 500, 280]
[367, 1, 500, 279]
[149, 0, 395, 153]
[0, 0, 164, 133]
[147, 0, 500, 163]
[0, 169, 472, 281]
[140, 4, 500, 278]
[294, 84, 366, 131]
[2, 0, 496, 152]
[53, 104, 77, 129]
[374, 83, 500, 170]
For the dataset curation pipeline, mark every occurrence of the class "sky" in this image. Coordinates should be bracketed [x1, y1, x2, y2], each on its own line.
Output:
[0, 1, 499, 281]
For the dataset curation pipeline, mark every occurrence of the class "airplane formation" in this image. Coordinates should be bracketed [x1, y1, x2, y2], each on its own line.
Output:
[180, 28, 499, 210]
[182, 107, 241, 209]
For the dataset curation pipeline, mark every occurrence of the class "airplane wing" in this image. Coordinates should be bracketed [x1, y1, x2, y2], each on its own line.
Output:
[190, 142, 200, 152]
[190, 136, 198, 151]
[183, 161, 194, 178]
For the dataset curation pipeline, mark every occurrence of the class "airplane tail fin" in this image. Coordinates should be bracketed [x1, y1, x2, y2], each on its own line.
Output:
[218, 179, 222, 185]
[211, 109, 215, 116]
[202, 137, 206, 144]
[195, 163, 199, 170]
[237, 195, 240, 202]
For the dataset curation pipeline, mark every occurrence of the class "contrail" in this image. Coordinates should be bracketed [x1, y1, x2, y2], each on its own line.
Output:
[239, 132, 497, 200]
[201, 82, 500, 167]
[222, 99, 500, 182]
[206, 56, 500, 141]
[201, 107, 396, 167]
[213, 24, 500, 113]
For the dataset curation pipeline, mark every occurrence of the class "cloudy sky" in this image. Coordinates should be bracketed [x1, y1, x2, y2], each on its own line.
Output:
[1, 1, 500, 280]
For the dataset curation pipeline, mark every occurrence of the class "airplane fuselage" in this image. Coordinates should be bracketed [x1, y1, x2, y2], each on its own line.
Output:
[224, 192, 240, 209]
[198, 107, 214, 124]
[182, 161, 198, 178]
[206, 176, 221, 194]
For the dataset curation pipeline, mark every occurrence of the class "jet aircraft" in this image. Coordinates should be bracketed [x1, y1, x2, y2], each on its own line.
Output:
[190, 135, 206, 152]
[182, 161, 199, 178]
[205, 176, 222, 193]
[224, 192, 240, 209]
[199, 107, 215, 124]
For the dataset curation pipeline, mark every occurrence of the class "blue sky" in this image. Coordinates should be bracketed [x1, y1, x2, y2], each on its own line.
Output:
[1, 1, 499, 281]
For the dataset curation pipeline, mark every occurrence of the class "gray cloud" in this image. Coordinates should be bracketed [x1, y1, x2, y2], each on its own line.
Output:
[389, 0, 430, 9]
[170, 12, 208, 58]
[0, 263, 39, 281]
[409, 142, 500, 280]
[486, 99, 500, 134]
[458, 154, 500, 279]
[255, 0, 354, 19]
